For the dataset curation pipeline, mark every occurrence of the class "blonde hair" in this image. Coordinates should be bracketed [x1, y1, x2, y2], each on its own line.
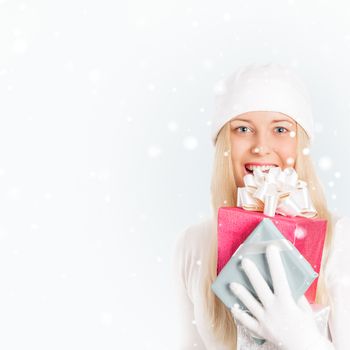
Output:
[203, 121, 334, 349]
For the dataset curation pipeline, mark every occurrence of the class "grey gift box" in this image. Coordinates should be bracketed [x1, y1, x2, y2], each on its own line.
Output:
[211, 218, 318, 344]
[212, 217, 318, 309]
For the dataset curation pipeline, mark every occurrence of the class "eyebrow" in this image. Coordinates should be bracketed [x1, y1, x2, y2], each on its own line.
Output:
[232, 118, 295, 124]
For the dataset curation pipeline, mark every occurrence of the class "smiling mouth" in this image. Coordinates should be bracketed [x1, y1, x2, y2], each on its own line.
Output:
[244, 164, 278, 174]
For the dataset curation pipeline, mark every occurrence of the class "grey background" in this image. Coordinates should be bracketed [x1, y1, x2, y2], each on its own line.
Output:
[0, 0, 349, 349]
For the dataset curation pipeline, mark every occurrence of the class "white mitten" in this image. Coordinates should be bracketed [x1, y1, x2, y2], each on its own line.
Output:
[229, 244, 334, 350]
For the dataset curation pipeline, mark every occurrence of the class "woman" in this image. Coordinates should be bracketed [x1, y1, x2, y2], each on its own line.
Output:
[172, 63, 350, 349]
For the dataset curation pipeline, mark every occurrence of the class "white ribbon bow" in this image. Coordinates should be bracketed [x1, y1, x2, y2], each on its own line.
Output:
[237, 167, 317, 218]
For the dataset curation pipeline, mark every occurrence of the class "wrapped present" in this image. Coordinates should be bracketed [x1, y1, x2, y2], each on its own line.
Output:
[211, 217, 319, 311]
[211, 167, 328, 345]
[216, 167, 327, 303]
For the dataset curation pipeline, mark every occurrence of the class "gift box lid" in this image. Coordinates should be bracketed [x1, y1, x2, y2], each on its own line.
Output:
[211, 218, 318, 311]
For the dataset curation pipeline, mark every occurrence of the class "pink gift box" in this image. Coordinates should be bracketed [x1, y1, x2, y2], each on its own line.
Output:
[217, 207, 328, 303]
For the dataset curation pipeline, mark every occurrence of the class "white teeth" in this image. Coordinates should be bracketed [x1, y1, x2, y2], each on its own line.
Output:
[245, 165, 277, 172]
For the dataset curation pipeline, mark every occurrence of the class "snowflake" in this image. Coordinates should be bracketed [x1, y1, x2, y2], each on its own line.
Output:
[202, 60, 213, 70]
[88, 69, 100, 82]
[147, 83, 156, 91]
[223, 13, 231, 21]
[213, 80, 227, 95]
[294, 227, 306, 239]
[302, 147, 310, 155]
[44, 192, 52, 200]
[192, 20, 199, 28]
[318, 156, 332, 171]
[100, 312, 113, 326]
[18, 2, 27, 11]
[8, 187, 21, 200]
[286, 157, 294, 165]
[30, 223, 39, 231]
[167, 121, 178, 132]
[183, 136, 198, 150]
[148, 146, 162, 158]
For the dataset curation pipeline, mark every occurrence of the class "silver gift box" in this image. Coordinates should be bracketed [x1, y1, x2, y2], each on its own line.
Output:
[211, 218, 318, 311]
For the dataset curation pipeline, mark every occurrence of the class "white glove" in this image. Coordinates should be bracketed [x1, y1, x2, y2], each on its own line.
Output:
[229, 244, 334, 350]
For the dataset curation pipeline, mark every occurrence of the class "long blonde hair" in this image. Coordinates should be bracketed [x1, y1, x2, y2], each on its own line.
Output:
[203, 121, 334, 349]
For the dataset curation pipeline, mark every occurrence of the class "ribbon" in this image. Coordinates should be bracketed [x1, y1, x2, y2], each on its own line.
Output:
[237, 166, 317, 218]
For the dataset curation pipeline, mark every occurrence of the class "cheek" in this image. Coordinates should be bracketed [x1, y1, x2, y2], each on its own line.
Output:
[230, 140, 247, 166]
[276, 138, 297, 164]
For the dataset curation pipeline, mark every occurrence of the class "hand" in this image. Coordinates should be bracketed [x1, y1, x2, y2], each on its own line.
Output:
[229, 244, 333, 350]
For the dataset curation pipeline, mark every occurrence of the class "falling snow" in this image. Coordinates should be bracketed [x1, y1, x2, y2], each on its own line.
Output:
[286, 157, 294, 165]
[294, 227, 306, 239]
[302, 147, 310, 155]
[8, 187, 21, 200]
[183, 136, 198, 150]
[223, 13, 231, 21]
[148, 146, 162, 158]
[147, 83, 156, 91]
[100, 312, 113, 326]
[213, 80, 227, 95]
[13, 39, 28, 54]
[88, 69, 100, 82]
[167, 121, 179, 132]
[318, 156, 333, 171]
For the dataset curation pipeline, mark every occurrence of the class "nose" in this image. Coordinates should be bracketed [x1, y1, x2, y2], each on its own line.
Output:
[251, 135, 272, 155]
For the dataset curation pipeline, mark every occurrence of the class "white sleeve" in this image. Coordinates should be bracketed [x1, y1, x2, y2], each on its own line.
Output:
[324, 216, 350, 349]
[171, 228, 207, 350]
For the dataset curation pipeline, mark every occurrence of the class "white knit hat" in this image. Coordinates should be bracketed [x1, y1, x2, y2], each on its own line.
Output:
[211, 62, 314, 145]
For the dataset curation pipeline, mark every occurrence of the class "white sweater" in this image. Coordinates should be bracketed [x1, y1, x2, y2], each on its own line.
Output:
[172, 213, 350, 349]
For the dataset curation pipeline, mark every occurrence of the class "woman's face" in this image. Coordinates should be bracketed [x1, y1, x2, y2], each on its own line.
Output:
[230, 111, 297, 187]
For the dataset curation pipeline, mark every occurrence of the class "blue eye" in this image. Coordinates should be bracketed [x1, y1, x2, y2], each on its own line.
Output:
[275, 127, 288, 133]
[236, 126, 251, 133]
